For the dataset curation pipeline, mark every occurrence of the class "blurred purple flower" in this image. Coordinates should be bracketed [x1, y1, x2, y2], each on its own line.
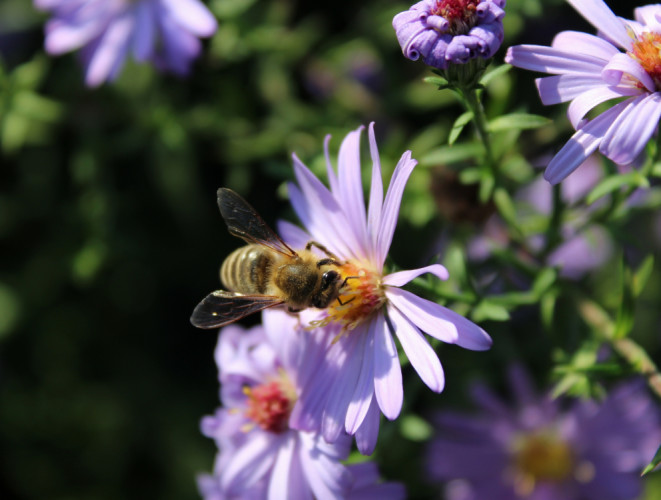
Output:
[34, 0, 217, 87]
[393, 0, 506, 70]
[277, 122, 492, 455]
[505, 0, 661, 184]
[427, 367, 661, 500]
[346, 462, 406, 499]
[198, 308, 404, 500]
[468, 156, 614, 279]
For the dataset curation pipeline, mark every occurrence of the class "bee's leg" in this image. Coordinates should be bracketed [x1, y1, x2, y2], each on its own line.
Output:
[336, 275, 359, 305]
[306, 241, 342, 263]
[341, 276, 359, 288]
[316, 257, 340, 268]
[336, 295, 356, 306]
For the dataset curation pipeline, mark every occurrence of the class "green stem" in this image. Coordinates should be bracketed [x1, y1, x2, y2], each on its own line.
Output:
[577, 297, 661, 401]
[541, 184, 563, 259]
[459, 86, 497, 201]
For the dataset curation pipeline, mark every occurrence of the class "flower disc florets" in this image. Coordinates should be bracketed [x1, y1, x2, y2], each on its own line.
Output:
[329, 262, 386, 330]
[393, 0, 505, 70]
[243, 376, 296, 433]
[511, 431, 575, 494]
[307, 261, 386, 332]
[431, 0, 481, 34]
[630, 32, 661, 90]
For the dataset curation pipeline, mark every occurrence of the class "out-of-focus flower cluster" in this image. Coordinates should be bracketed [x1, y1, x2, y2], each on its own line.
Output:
[35, 0, 217, 86]
[428, 367, 661, 500]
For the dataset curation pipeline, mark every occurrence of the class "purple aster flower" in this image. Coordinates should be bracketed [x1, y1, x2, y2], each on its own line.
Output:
[276, 123, 492, 455]
[393, 0, 506, 70]
[505, 0, 661, 184]
[34, 0, 217, 87]
[198, 308, 405, 500]
[427, 367, 661, 500]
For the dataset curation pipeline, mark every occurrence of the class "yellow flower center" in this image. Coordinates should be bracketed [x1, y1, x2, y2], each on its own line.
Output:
[630, 31, 661, 90]
[308, 261, 386, 332]
[510, 431, 575, 496]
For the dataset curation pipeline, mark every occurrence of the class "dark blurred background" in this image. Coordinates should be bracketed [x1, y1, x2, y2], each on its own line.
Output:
[1, 1, 659, 499]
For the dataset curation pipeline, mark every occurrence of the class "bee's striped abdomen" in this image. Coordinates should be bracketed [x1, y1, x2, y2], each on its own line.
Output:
[220, 244, 273, 294]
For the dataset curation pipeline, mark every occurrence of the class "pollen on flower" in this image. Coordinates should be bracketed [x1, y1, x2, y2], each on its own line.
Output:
[310, 261, 385, 332]
[243, 377, 295, 433]
[630, 32, 661, 90]
[431, 0, 481, 34]
[509, 431, 575, 495]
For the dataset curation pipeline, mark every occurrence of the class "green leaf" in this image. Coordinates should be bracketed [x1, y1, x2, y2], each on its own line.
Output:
[213, 0, 259, 18]
[419, 142, 484, 167]
[540, 291, 557, 331]
[479, 171, 495, 203]
[551, 342, 603, 398]
[613, 286, 635, 339]
[12, 56, 49, 89]
[532, 268, 558, 298]
[479, 64, 512, 86]
[493, 187, 520, 232]
[458, 167, 481, 184]
[14, 91, 63, 122]
[400, 414, 433, 442]
[614, 259, 635, 339]
[448, 111, 473, 146]
[487, 113, 551, 133]
[633, 255, 654, 297]
[1, 112, 29, 153]
[586, 172, 650, 205]
[551, 372, 589, 399]
[487, 291, 537, 307]
[423, 75, 449, 88]
[471, 300, 510, 322]
[444, 243, 469, 287]
[642, 443, 661, 475]
[652, 161, 661, 177]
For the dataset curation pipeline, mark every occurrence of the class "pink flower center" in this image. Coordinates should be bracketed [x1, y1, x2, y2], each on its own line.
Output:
[310, 261, 385, 331]
[431, 0, 481, 34]
[631, 32, 661, 90]
[244, 380, 294, 433]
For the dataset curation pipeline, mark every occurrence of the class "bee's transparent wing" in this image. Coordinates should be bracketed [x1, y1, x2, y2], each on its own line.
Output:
[217, 188, 296, 256]
[190, 290, 284, 329]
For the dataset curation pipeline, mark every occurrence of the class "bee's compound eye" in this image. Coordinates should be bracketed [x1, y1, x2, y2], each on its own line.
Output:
[321, 270, 340, 291]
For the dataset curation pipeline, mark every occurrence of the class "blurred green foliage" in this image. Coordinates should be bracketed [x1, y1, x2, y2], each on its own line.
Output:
[1, 0, 660, 499]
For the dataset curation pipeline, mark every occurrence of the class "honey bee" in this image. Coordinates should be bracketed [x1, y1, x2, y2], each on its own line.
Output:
[190, 188, 348, 329]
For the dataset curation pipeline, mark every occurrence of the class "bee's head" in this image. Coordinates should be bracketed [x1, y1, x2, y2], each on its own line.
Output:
[311, 270, 342, 308]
